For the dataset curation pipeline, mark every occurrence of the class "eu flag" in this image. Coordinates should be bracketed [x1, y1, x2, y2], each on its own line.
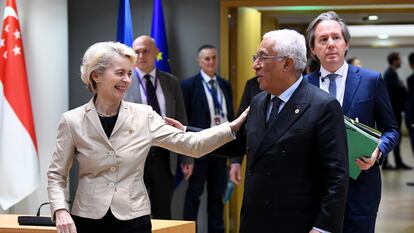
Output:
[151, 0, 171, 72]
[117, 0, 134, 47]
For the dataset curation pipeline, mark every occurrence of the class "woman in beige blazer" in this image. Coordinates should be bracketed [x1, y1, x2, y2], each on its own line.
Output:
[47, 41, 246, 233]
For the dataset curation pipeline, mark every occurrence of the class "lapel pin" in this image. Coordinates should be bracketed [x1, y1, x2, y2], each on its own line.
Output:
[294, 109, 300, 114]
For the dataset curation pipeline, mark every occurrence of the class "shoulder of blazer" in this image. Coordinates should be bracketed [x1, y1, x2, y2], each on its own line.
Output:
[157, 69, 179, 83]
[67, 98, 94, 115]
[304, 70, 320, 87]
[348, 65, 381, 84]
[251, 91, 268, 106]
[124, 100, 152, 112]
[217, 75, 231, 86]
[181, 73, 202, 88]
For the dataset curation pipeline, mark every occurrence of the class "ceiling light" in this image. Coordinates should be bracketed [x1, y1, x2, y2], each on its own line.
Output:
[348, 25, 414, 37]
[378, 34, 389, 39]
[368, 15, 379, 21]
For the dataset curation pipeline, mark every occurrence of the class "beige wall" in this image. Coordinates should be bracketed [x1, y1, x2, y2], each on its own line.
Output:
[235, 7, 261, 108]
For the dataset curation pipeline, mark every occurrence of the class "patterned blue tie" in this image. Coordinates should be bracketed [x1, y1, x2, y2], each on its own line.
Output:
[327, 73, 338, 98]
[209, 79, 221, 114]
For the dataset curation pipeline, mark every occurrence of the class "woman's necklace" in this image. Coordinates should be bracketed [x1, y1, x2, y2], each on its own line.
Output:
[96, 110, 118, 117]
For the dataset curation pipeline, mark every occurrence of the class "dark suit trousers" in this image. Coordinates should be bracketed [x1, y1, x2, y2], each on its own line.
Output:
[406, 111, 414, 157]
[184, 155, 227, 233]
[384, 112, 404, 166]
[343, 214, 376, 233]
[72, 210, 151, 233]
[144, 147, 175, 219]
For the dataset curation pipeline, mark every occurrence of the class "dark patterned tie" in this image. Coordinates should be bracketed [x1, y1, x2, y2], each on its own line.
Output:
[208, 79, 221, 114]
[266, 96, 282, 128]
[327, 73, 338, 98]
[144, 74, 161, 115]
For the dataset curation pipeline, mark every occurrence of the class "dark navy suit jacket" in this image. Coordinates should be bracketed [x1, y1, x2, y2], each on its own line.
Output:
[181, 72, 234, 128]
[306, 64, 399, 216]
[236, 80, 348, 233]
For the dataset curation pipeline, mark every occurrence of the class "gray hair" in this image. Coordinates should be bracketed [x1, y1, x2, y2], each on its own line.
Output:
[263, 29, 307, 75]
[80, 41, 137, 93]
[306, 11, 351, 60]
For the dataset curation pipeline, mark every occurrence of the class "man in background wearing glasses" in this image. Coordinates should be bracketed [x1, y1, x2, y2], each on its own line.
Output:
[233, 29, 348, 233]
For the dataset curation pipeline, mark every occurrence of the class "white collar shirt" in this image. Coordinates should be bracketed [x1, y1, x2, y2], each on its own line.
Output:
[318, 62, 348, 106]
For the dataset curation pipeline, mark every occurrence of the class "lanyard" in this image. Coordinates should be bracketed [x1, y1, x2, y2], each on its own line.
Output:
[201, 78, 224, 117]
[134, 68, 158, 101]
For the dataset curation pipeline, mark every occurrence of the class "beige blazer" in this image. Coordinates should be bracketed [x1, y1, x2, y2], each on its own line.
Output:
[47, 98, 234, 220]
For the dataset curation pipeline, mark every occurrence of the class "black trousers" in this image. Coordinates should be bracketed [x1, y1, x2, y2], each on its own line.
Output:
[144, 147, 175, 219]
[406, 113, 414, 157]
[72, 210, 151, 233]
[384, 111, 405, 167]
[183, 155, 227, 233]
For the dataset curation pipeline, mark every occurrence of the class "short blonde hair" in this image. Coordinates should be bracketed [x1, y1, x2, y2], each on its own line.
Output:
[80, 41, 137, 93]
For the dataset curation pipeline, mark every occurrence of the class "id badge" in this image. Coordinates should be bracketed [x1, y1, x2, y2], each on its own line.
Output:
[214, 115, 221, 125]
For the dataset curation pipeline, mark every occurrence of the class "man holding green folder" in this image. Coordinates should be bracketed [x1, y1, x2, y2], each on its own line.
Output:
[305, 11, 399, 233]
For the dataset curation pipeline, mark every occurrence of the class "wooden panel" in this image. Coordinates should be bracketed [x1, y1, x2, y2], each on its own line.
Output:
[0, 215, 195, 233]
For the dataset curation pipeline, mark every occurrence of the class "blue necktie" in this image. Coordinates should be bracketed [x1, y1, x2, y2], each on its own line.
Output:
[144, 74, 161, 115]
[327, 73, 338, 98]
[209, 79, 221, 114]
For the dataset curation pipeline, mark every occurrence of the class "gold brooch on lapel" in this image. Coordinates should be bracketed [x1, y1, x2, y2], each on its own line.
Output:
[294, 108, 300, 114]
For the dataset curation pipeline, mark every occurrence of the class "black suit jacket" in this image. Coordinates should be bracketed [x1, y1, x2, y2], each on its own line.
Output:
[237, 76, 262, 116]
[384, 67, 407, 114]
[406, 73, 414, 124]
[237, 79, 348, 233]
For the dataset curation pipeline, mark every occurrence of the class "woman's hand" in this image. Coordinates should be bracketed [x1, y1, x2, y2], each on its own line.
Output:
[229, 107, 250, 132]
[164, 117, 185, 131]
[55, 209, 77, 233]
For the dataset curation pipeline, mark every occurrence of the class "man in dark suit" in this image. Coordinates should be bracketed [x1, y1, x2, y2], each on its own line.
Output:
[124, 35, 193, 219]
[305, 11, 400, 233]
[383, 52, 411, 170]
[234, 29, 348, 233]
[181, 44, 234, 233]
[406, 52, 414, 186]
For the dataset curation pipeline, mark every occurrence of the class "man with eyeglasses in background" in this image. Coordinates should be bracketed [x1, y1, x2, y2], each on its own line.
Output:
[231, 29, 348, 233]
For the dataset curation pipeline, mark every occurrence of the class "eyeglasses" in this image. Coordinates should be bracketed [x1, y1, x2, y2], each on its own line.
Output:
[252, 54, 286, 63]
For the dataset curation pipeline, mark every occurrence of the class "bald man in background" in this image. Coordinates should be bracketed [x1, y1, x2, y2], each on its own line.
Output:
[124, 35, 193, 219]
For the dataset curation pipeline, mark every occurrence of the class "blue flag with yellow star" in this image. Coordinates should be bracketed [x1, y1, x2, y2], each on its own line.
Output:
[151, 0, 171, 72]
[117, 0, 134, 47]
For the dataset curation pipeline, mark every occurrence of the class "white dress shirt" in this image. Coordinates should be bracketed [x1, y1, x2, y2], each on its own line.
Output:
[318, 62, 348, 106]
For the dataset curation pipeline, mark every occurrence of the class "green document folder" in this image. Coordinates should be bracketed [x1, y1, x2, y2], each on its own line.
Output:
[345, 117, 381, 180]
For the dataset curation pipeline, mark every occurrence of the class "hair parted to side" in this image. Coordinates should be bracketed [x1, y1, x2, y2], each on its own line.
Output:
[197, 44, 216, 57]
[263, 29, 307, 75]
[306, 11, 351, 60]
[80, 41, 137, 93]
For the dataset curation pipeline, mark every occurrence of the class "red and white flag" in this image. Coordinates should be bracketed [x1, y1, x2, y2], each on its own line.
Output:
[0, 0, 39, 210]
